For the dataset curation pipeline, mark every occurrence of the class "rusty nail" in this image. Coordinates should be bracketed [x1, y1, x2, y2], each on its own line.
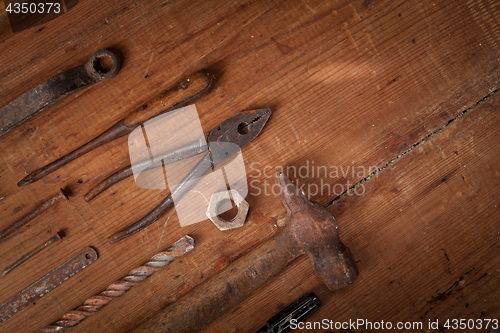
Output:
[0, 189, 69, 244]
[2, 231, 64, 277]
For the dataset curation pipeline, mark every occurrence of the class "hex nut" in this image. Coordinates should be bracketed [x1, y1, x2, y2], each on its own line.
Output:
[206, 189, 249, 231]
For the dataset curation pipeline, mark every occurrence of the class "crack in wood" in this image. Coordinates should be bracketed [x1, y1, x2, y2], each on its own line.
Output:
[329, 87, 500, 207]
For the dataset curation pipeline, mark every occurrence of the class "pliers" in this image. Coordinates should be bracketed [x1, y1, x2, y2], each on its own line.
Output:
[107, 108, 272, 243]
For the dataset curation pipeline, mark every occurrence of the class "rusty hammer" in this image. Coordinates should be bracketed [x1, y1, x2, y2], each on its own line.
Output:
[131, 172, 358, 333]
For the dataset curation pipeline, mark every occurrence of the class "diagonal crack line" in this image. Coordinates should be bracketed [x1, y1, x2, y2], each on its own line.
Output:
[328, 87, 499, 207]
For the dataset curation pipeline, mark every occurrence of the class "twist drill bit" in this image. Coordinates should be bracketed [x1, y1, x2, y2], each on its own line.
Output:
[39, 235, 195, 333]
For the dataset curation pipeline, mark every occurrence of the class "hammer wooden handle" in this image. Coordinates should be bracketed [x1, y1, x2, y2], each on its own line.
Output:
[131, 228, 303, 333]
[132, 172, 358, 333]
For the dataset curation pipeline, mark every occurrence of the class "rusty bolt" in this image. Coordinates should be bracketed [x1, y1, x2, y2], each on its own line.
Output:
[206, 190, 249, 231]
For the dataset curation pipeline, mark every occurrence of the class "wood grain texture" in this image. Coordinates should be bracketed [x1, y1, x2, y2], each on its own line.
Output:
[204, 91, 500, 333]
[0, 0, 499, 332]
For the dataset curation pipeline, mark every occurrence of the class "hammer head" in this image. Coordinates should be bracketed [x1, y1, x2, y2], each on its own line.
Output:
[275, 172, 359, 291]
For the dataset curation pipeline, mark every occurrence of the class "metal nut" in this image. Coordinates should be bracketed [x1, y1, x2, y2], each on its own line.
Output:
[206, 190, 249, 231]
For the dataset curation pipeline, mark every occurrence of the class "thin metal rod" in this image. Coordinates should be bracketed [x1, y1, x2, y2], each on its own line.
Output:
[17, 72, 215, 187]
[39, 235, 195, 333]
[108, 153, 213, 243]
[2, 231, 64, 276]
[0, 189, 68, 244]
[84, 136, 207, 202]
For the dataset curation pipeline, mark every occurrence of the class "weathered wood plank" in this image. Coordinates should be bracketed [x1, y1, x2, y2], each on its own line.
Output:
[0, 0, 498, 332]
[204, 92, 500, 332]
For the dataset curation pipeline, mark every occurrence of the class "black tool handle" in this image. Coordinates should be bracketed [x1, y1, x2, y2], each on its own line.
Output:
[257, 292, 321, 333]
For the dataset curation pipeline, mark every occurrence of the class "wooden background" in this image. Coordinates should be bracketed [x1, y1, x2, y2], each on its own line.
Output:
[0, 0, 499, 332]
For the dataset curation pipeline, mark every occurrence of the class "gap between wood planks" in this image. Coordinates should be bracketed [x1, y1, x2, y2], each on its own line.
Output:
[329, 87, 500, 207]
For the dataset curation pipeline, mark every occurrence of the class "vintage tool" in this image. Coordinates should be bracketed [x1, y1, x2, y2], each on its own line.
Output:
[0, 247, 97, 323]
[17, 71, 215, 187]
[131, 172, 358, 333]
[256, 292, 321, 333]
[84, 138, 210, 201]
[2, 231, 64, 276]
[109, 108, 272, 243]
[39, 236, 194, 333]
[0, 189, 68, 244]
[84, 164, 141, 201]
[0, 50, 120, 137]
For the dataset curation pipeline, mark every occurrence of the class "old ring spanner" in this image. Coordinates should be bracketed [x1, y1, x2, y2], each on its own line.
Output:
[0, 49, 120, 136]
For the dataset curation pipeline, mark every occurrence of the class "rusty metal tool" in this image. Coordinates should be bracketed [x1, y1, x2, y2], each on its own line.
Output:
[0, 50, 120, 137]
[130, 172, 358, 333]
[108, 108, 272, 243]
[39, 235, 194, 333]
[257, 292, 321, 333]
[84, 138, 208, 201]
[0, 189, 68, 244]
[17, 71, 215, 187]
[2, 231, 64, 277]
[0, 247, 97, 323]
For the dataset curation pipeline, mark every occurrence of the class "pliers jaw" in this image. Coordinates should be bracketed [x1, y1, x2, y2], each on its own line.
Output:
[207, 108, 272, 146]
[207, 108, 272, 165]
